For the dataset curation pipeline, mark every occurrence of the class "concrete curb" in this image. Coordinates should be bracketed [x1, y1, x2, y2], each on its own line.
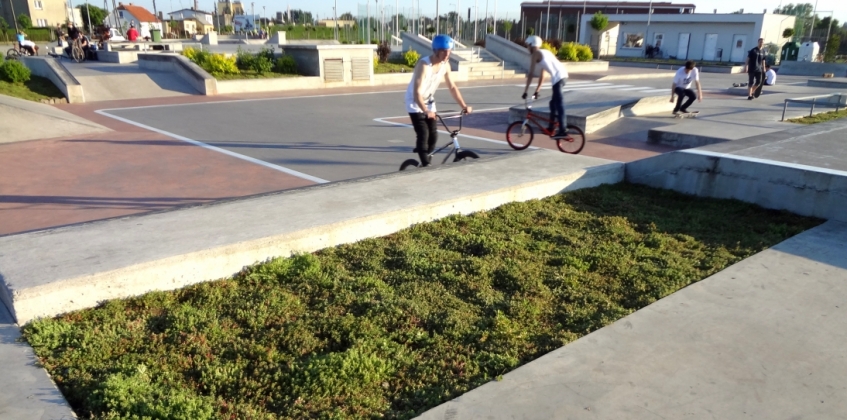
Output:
[19, 56, 85, 103]
[0, 150, 623, 324]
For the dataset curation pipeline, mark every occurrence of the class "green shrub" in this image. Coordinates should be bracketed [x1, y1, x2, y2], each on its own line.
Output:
[235, 48, 255, 71]
[403, 49, 420, 67]
[576, 44, 594, 61]
[373, 54, 379, 69]
[202, 53, 238, 75]
[540, 41, 558, 56]
[557, 42, 578, 61]
[251, 56, 274, 74]
[274, 55, 297, 74]
[377, 41, 391, 63]
[257, 47, 276, 62]
[0, 59, 31, 83]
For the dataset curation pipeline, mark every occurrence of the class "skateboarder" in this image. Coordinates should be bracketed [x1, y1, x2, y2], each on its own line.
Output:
[745, 38, 766, 100]
[670, 60, 702, 116]
[764, 64, 777, 86]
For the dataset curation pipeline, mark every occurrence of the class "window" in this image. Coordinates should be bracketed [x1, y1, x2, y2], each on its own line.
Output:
[37, 18, 48, 26]
[622, 33, 644, 48]
[34, 0, 43, 9]
[653, 33, 664, 48]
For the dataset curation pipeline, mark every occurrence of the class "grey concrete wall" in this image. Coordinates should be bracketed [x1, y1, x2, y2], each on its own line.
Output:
[137, 53, 216, 95]
[19, 56, 85, 103]
[626, 150, 847, 222]
[485, 34, 531, 72]
[282, 48, 321, 77]
[779, 62, 847, 77]
[611, 22, 757, 62]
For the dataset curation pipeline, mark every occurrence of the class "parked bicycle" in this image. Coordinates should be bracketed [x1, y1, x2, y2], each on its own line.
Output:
[505, 95, 586, 154]
[69, 37, 86, 63]
[5, 44, 32, 61]
[399, 110, 480, 170]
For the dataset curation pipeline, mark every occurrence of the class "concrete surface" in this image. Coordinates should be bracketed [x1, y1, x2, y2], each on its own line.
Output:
[647, 119, 787, 148]
[19, 56, 85, 103]
[808, 78, 847, 89]
[136, 54, 214, 96]
[417, 219, 847, 420]
[0, 94, 110, 143]
[0, 301, 76, 420]
[0, 150, 623, 324]
[629, 120, 847, 221]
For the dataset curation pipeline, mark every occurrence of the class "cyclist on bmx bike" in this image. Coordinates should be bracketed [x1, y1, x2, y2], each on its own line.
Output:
[405, 34, 473, 167]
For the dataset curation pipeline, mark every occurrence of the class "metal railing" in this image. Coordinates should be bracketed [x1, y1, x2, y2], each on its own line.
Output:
[782, 93, 845, 121]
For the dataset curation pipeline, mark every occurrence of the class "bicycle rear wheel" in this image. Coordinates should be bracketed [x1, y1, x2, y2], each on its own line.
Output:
[557, 124, 586, 154]
[505, 121, 534, 150]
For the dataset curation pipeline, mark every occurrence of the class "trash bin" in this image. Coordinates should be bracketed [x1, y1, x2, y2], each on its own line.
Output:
[150, 29, 162, 42]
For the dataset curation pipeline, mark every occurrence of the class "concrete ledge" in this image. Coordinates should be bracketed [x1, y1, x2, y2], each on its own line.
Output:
[565, 60, 610, 73]
[216, 76, 321, 94]
[138, 53, 215, 95]
[608, 60, 744, 74]
[597, 72, 675, 81]
[97, 50, 141, 63]
[373, 72, 411, 85]
[509, 93, 672, 134]
[778, 61, 847, 77]
[647, 120, 788, 148]
[0, 150, 623, 324]
[808, 78, 847, 88]
[19, 56, 85, 103]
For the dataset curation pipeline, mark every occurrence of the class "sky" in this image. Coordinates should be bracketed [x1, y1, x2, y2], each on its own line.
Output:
[87, 0, 846, 28]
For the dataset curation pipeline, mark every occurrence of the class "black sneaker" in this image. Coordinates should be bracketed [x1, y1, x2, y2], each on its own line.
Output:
[552, 131, 569, 139]
[673, 111, 680, 115]
[747, 96, 754, 100]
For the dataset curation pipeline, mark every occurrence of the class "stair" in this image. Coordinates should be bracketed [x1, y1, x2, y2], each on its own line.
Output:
[452, 47, 527, 80]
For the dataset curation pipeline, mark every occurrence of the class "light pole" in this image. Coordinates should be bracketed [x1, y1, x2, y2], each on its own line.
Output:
[807, 0, 818, 40]
[645, 0, 653, 54]
[545, 0, 551, 39]
[436, 0, 439, 35]
[367, 0, 370, 43]
[474, 0, 478, 41]
[333, 2, 337, 40]
[250, 1, 254, 32]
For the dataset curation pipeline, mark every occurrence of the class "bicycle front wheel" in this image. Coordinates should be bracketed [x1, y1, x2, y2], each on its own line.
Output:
[557, 124, 586, 154]
[454, 150, 479, 162]
[506, 121, 534, 150]
[71, 45, 85, 62]
[6, 49, 21, 60]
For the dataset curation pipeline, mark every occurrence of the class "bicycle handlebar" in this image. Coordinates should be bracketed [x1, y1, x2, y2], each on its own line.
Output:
[436, 110, 465, 134]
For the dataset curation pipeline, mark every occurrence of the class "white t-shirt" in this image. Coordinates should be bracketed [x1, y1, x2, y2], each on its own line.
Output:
[404, 55, 449, 113]
[537, 49, 568, 84]
[765, 69, 777, 85]
[673, 67, 699, 90]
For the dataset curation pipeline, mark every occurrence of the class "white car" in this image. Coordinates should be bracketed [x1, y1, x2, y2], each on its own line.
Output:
[107, 28, 126, 42]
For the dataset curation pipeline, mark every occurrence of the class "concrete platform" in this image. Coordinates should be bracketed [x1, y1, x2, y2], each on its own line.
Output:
[807, 78, 847, 89]
[647, 119, 787, 148]
[0, 150, 623, 324]
[509, 91, 674, 134]
[0, 94, 110, 143]
[631, 120, 847, 221]
[417, 219, 847, 420]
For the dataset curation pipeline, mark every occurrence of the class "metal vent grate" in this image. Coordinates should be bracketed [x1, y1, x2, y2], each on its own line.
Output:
[324, 59, 344, 82]
[351, 58, 371, 80]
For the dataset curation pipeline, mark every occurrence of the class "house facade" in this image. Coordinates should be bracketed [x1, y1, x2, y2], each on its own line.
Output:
[104, 2, 163, 39]
[579, 12, 796, 62]
[1, 0, 81, 29]
[168, 8, 215, 35]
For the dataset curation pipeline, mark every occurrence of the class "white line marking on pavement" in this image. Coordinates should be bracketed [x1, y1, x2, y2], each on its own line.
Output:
[640, 89, 671, 93]
[684, 149, 847, 177]
[95, 110, 330, 184]
[616, 86, 657, 91]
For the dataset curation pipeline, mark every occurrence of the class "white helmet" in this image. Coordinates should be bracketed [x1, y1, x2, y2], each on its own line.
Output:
[526, 35, 542, 48]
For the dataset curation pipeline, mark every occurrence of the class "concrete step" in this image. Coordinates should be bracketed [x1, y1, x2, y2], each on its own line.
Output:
[467, 69, 517, 77]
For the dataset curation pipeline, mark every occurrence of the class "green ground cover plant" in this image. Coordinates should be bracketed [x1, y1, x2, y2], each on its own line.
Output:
[22, 183, 821, 419]
[786, 108, 847, 124]
[183, 47, 299, 80]
[0, 58, 64, 101]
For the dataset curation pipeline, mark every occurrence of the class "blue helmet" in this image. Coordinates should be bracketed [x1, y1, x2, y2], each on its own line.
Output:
[432, 34, 454, 51]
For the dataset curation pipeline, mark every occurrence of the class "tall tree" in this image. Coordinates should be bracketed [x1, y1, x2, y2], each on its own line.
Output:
[773, 3, 814, 18]
[17, 14, 32, 30]
[77, 4, 109, 32]
[339, 12, 354, 20]
[815, 17, 839, 31]
[0, 17, 9, 41]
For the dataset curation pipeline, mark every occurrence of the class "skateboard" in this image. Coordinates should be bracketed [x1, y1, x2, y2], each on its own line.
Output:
[674, 111, 700, 119]
[754, 75, 765, 98]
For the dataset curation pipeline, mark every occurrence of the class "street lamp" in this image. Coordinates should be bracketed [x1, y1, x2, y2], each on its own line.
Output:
[333, 3, 338, 41]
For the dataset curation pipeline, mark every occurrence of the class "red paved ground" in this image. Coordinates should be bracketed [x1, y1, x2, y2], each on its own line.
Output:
[1, 82, 676, 236]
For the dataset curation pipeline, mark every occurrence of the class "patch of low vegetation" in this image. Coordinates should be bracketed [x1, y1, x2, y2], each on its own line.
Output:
[183, 46, 299, 80]
[22, 183, 821, 419]
[786, 108, 847, 124]
[0, 59, 64, 101]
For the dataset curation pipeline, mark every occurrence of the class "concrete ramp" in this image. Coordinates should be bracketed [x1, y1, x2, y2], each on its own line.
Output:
[61, 61, 199, 102]
[0, 95, 109, 143]
[647, 119, 788, 148]
[628, 120, 847, 221]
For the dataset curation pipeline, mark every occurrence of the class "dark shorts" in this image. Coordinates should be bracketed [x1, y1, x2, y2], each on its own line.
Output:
[748, 72, 763, 87]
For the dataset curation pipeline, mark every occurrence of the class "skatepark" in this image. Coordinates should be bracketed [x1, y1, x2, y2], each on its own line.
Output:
[1, 38, 847, 418]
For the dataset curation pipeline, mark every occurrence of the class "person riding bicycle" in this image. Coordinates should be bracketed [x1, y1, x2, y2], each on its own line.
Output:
[522, 35, 569, 139]
[67, 22, 81, 44]
[16, 31, 39, 56]
[405, 34, 472, 167]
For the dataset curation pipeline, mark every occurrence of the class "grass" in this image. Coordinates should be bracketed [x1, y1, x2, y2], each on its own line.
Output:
[22, 183, 821, 419]
[0, 74, 65, 102]
[214, 71, 300, 80]
[786, 108, 847, 124]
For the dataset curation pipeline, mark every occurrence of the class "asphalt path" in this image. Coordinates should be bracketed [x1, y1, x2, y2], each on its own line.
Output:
[97, 80, 675, 183]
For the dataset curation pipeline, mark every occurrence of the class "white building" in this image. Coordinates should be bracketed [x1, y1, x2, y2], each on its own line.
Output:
[579, 12, 796, 62]
[104, 3, 164, 40]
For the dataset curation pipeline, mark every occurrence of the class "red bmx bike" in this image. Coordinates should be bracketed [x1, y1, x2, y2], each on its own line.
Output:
[505, 95, 586, 154]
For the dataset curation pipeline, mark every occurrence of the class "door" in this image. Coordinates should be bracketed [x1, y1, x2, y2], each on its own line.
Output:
[677, 33, 691, 59]
[703, 34, 718, 61]
[730, 34, 747, 62]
